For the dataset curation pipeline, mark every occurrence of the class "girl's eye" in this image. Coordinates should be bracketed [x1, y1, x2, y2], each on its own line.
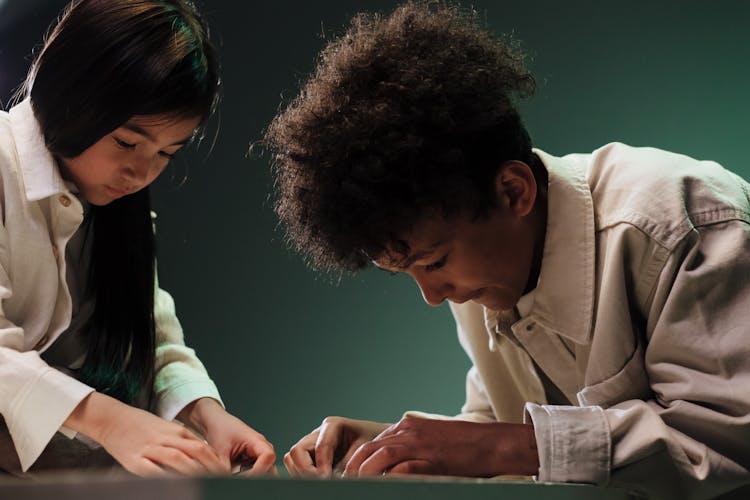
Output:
[425, 254, 447, 272]
[114, 137, 136, 149]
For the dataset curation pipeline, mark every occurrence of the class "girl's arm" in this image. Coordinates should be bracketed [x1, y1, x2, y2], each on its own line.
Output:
[177, 397, 276, 474]
[151, 285, 276, 474]
[64, 391, 229, 475]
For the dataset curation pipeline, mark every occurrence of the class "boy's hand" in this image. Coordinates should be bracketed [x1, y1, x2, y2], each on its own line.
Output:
[284, 416, 390, 477]
[178, 398, 276, 476]
[343, 416, 539, 478]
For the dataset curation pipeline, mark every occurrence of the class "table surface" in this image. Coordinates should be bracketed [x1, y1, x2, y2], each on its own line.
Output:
[0, 472, 645, 500]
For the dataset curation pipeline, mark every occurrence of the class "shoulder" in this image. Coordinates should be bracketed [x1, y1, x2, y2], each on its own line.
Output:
[577, 142, 750, 249]
[0, 110, 18, 210]
[0, 109, 17, 168]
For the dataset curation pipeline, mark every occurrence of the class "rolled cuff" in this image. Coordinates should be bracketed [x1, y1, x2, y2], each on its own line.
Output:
[524, 403, 611, 484]
[154, 378, 223, 422]
[8, 367, 94, 471]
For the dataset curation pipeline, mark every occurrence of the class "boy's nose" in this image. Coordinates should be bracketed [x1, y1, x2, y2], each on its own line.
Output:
[414, 275, 451, 307]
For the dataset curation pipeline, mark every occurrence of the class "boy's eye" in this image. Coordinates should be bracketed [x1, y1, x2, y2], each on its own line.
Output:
[159, 151, 175, 160]
[114, 137, 136, 149]
[425, 254, 447, 272]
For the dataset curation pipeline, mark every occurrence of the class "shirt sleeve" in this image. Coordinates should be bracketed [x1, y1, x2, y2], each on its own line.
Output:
[0, 238, 93, 472]
[151, 284, 223, 421]
[525, 220, 750, 496]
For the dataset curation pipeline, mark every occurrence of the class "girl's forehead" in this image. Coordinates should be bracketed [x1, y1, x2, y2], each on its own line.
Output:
[119, 115, 201, 145]
[127, 113, 201, 128]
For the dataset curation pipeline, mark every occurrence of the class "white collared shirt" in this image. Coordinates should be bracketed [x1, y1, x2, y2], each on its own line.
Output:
[0, 99, 222, 472]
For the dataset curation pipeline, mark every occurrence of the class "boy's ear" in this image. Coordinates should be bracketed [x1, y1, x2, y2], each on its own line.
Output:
[493, 161, 537, 217]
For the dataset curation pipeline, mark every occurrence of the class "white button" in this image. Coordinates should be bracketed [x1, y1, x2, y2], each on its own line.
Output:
[59, 195, 72, 207]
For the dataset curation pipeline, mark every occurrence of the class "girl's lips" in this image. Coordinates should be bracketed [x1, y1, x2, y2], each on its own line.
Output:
[105, 185, 128, 197]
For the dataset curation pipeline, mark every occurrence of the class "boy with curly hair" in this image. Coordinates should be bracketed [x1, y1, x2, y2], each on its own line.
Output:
[265, 2, 750, 497]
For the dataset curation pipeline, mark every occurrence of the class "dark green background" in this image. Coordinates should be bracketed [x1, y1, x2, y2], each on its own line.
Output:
[1, 0, 749, 460]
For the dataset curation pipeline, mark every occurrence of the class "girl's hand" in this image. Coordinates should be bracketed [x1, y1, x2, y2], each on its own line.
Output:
[65, 392, 230, 476]
[178, 398, 277, 476]
[284, 416, 390, 477]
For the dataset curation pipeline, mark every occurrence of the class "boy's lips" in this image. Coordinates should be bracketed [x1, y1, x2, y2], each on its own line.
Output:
[451, 289, 484, 304]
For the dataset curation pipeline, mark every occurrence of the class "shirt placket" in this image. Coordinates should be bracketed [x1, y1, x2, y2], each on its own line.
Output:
[510, 317, 580, 405]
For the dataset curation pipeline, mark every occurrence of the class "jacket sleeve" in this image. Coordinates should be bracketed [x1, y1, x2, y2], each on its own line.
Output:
[0, 224, 93, 472]
[151, 282, 223, 421]
[526, 220, 750, 497]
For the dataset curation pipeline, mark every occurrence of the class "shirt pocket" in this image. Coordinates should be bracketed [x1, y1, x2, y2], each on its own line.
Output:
[577, 339, 652, 408]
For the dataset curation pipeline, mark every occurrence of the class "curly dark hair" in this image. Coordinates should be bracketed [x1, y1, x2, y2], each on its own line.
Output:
[265, 1, 536, 272]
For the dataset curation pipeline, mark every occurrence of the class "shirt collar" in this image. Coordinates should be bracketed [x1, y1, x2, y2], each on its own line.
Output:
[8, 98, 70, 202]
[484, 148, 597, 345]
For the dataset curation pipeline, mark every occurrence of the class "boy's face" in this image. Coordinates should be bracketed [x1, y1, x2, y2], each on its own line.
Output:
[374, 161, 544, 312]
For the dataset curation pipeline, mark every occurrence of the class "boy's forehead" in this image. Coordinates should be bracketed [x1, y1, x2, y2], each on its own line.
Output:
[375, 220, 449, 270]
[373, 248, 431, 271]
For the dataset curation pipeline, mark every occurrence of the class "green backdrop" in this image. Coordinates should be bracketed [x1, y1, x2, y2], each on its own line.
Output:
[1, 0, 749, 461]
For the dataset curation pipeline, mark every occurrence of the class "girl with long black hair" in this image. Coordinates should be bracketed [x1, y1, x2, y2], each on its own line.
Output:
[0, 0, 275, 476]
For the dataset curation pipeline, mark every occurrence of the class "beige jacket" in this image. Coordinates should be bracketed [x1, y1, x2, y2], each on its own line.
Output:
[450, 143, 750, 498]
[0, 99, 221, 472]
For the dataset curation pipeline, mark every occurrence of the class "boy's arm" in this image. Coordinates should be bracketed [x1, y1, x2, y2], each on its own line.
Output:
[527, 220, 750, 496]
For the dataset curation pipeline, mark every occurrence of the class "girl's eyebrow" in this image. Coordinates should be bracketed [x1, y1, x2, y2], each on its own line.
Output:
[121, 123, 192, 146]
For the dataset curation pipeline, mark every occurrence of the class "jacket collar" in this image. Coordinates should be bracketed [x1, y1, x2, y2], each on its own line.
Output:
[8, 98, 70, 202]
[485, 148, 596, 345]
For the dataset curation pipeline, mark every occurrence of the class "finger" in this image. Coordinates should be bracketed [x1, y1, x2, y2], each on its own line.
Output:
[231, 436, 276, 475]
[286, 436, 318, 475]
[337, 440, 364, 471]
[371, 423, 399, 441]
[314, 423, 342, 477]
[248, 437, 276, 462]
[388, 459, 432, 476]
[131, 458, 171, 477]
[284, 451, 300, 476]
[246, 450, 276, 475]
[148, 447, 204, 476]
[190, 441, 229, 474]
[176, 438, 230, 475]
[342, 440, 383, 477]
[356, 444, 411, 477]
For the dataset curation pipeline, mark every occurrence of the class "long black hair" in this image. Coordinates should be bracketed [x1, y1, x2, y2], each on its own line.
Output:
[23, 0, 220, 403]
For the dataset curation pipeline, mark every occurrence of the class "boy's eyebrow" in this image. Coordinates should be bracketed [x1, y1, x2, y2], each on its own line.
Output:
[121, 123, 192, 146]
[390, 239, 445, 269]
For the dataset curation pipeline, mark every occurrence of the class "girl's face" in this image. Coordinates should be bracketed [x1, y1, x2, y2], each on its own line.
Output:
[58, 115, 201, 206]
